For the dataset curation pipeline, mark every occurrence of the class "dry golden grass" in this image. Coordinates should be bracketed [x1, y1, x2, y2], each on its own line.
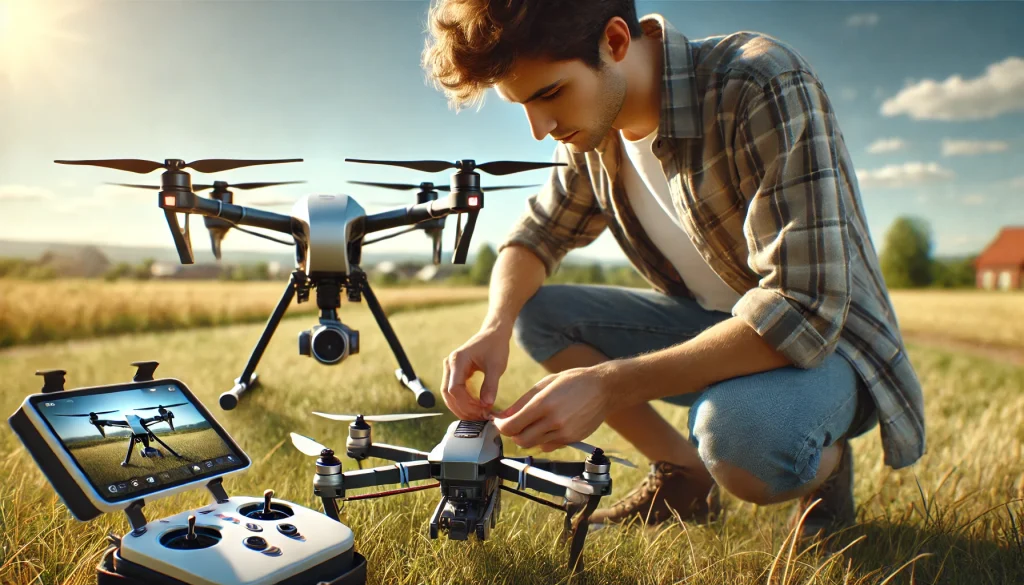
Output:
[888, 290, 1024, 350]
[2, 301, 1023, 584]
[0, 279, 487, 348]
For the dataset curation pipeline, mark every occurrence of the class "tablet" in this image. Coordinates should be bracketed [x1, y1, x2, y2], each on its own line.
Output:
[9, 378, 250, 520]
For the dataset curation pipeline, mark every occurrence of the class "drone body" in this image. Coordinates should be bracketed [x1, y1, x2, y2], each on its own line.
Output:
[54, 403, 188, 466]
[292, 414, 621, 574]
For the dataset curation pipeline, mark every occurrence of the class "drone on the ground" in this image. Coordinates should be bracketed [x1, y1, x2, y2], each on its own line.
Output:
[54, 403, 188, 466]
[290, 412, 635, 575]
[53, 156, 562, 412]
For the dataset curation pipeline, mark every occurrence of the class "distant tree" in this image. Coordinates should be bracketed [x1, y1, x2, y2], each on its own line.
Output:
[133, 258, 155, 280]
[880, 216, 933, 288]
[932, 255, 977, 288]
[585, 262, 606, 284]
[470, 243, 498, 285]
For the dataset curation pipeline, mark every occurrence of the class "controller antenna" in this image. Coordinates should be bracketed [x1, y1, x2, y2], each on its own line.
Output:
[263, 489, 274, 517]
[186, 514, 197, 541]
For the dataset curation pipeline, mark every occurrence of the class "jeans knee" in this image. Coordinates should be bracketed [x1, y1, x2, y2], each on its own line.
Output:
[512, 285, 574, 363]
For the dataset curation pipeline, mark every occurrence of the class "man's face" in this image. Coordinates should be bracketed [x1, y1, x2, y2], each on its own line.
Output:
[494, 55, 626, 153]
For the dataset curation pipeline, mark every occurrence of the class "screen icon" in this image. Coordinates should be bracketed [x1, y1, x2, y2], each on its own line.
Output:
[204, 460, 214, 468]
[192, 464, 202, 474]
[159, 472, 171, 481]
[215, 457, 224, 465]
[107, 485, 118, 493]
[227, 455, 236, 463]
[118, 483, 128, 490]
[146, 476, 156, 484]
[130, 479, 141, 488]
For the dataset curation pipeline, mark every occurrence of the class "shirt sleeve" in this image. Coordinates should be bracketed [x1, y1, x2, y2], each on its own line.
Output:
[497, 143, 608, 276]
[729, 71, 853, 369]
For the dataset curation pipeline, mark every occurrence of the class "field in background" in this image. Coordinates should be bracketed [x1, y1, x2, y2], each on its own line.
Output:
[888, 290, 1024, 350]
[1, 301, 1022, 584]
[0, 279, 488, 348]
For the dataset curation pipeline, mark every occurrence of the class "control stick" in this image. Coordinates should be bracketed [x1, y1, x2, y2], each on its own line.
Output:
[185, 514, 197, 542]
[263, 489, 274, 518]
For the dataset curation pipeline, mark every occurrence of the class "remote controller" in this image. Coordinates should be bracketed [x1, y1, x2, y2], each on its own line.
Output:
[114, 490, 355, 585]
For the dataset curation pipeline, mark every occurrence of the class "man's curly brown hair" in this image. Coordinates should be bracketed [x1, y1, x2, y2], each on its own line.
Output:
[422, 0, 642, 110]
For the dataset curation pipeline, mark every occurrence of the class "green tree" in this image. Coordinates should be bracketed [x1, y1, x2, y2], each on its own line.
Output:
[879, 216, 933, 288]
[469, 243, 497, 285]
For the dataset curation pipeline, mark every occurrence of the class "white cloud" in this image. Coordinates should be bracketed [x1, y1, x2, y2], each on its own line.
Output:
[962, 194, 986, 205]
[941, 139, 1010, 156]
[881, 57, 1024, 120]
[866, 138, 906, 154]
[856, 162, 955, 188]
[846, 13, 880, 27]
[0, 185, 55, 201]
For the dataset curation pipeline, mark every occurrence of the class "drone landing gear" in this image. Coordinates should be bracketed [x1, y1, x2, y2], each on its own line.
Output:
[351, 270, 434, 408]
[147, 431, 184, 460]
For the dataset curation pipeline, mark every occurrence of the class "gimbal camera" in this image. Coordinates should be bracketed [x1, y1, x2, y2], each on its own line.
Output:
[54, 156, 564, 411]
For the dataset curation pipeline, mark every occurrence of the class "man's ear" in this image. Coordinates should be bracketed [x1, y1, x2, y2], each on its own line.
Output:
[602, 16, 632, 64]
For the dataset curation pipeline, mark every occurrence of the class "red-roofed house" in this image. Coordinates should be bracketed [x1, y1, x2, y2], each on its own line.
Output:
[974, 226, 1024, 290]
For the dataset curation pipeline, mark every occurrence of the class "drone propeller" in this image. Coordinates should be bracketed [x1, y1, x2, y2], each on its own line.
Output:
[289, 432, 333, 457]
[193, 180, 305, 191]
[345, 158, 564, 176]
[348, 180, 539, 193]
[311, 412, 442, 423]
[56, 158, 302, 175]
[53, 409, 119, 418]
[133, 402, 188, 411]
[567, 441, 637, 469]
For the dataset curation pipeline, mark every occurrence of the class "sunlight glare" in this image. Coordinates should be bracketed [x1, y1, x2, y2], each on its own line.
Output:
[0, 0, 91, 91]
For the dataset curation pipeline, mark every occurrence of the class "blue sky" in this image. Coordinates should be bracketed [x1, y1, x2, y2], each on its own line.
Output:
[39, 384, 209, 441]
[1, 0, 1021, 262]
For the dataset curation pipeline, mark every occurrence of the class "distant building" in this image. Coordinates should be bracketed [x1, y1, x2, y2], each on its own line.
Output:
[150, 261, 225, 280]
[974, 226, 1024, 290]
[38, 245, 110, 278]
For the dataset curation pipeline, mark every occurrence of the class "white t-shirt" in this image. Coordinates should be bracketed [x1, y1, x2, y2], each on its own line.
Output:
[619, 129, 741, 313]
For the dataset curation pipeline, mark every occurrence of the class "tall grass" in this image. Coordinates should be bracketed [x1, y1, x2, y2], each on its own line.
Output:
[0, 279, 487, 349]
[1, 301, 1022, 584]
[887, 289, 1024, 350]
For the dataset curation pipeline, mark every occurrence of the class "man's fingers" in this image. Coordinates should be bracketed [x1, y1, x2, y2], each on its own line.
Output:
[492, 381, 551, 437]
[495, 375, 553, 419]
[479, 367, 502, 409]
[509, 421, 559, 450]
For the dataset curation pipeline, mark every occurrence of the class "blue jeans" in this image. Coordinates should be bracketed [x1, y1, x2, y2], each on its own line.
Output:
[513, 284, 877, 496]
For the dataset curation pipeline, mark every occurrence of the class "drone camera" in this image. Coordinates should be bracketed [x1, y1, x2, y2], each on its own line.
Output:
[298, 320, 360, 365]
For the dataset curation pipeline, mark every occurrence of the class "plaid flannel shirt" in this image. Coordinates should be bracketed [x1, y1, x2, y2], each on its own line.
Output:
[498, 15, 925, 469]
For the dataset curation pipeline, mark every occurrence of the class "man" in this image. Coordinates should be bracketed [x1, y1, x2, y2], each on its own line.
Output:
[422, 0, 925, 539]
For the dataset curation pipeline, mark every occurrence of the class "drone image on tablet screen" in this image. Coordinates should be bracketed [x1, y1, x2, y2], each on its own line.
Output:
[35, 384, 242, 497]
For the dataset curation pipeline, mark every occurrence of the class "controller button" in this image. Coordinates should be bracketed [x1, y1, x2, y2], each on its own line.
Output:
[262, 546, 282, 556]
[277, 523, 299, 537]
[243, 536, 268, 551]
[245, 523, 263, 532]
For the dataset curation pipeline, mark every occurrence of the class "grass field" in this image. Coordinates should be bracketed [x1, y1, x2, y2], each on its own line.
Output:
[67, 427, 234, 487]
[2, 296, 1023, 584]
[0, 279, 489, 348]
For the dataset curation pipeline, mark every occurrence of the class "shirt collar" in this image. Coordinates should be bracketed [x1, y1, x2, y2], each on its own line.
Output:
[641, 14, 703, 140]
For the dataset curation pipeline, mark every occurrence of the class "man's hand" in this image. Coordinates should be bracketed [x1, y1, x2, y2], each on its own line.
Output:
[492, 364, 616, 451]
[441, 325, 511, 421]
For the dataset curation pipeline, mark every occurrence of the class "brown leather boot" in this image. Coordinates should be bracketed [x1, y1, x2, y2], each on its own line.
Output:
[587, 461, 720, 527]
[786, 439, 856, 542]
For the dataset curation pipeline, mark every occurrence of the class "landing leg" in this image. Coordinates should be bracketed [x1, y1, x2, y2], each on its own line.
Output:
[121, 436, 137, 467]
[149, 432, 184, 459]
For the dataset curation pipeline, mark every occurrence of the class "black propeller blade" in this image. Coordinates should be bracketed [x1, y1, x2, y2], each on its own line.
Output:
[345, 158, 564, 176]
[134, 402, 188, 411]
[56, 158, 302, 174]
[54, 409, 119, 418]
[348, 180, 539, 193]
[193, 180, 305, 191]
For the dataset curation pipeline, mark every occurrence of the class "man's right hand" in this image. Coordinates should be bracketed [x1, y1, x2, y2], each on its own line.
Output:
[441, 324, 511, 421]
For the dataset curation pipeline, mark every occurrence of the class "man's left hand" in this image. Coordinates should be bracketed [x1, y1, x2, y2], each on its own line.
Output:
[491, 364, 619, 451]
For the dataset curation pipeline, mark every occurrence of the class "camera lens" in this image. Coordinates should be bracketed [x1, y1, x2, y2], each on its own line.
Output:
[311, 327, 347, 364]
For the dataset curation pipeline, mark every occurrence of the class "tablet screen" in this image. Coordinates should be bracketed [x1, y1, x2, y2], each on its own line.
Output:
[30, 380, 247, 503]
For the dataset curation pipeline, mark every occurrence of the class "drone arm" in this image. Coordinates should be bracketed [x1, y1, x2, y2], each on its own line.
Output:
[499, 458, 585, 500]
[362, 199, 449, 234]
[366, 443, 431, 463]
[506, 458, 586, 478]
[162, 193, 295, 237]
[337, 460, 433, 492]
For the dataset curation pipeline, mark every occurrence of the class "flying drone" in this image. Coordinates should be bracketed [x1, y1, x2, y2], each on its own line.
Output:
[289, 412, 636, 575]
[54, 156, 563, 412]
[54, 402, 189, 466]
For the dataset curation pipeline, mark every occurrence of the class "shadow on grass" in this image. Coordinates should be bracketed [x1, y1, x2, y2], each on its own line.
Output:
[825, 512, 1024, 585]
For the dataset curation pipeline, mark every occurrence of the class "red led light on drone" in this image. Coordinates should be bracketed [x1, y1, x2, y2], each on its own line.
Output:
[468, 196, 479, 207]
[163, 195, 175, 207]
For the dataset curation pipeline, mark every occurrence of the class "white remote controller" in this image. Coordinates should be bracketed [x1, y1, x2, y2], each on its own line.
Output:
[117, 490, 355, 585]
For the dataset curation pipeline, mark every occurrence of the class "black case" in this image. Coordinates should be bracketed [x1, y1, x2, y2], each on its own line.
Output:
[96, 545, 368, 585]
